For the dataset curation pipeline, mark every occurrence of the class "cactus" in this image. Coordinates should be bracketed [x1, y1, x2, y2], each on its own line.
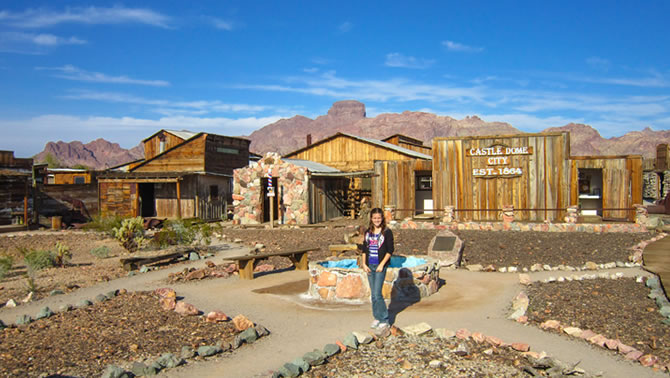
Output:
[113, 217, 147, 252]
[53, 241, 72, 267]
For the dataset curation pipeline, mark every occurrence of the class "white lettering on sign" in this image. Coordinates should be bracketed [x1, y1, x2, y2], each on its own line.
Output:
[486, 156, 509, 165]
[466, 146, 533, 157]
[473, 167, 523, 177]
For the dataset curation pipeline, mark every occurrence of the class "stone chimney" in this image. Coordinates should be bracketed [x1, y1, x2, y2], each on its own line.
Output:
[306, 134, 312, 147]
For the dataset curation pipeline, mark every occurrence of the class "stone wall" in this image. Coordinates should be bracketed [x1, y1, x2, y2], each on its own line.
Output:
[395, 218, 647, 233]
[232, 152, 310, 225]
[643, 172, 660, 200]
[308, 257, 440, 303]
[663, 171, 670, 199]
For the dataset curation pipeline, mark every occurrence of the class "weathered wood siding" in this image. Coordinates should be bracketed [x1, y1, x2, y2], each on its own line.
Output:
[39, 183, 98, 216]
[0, 175, 30, 225]
[309, 178, 348, 223]
[154, 178, 195, 218]
[204, 134, 250, 175]
[658, 144, 669, 171]
[570, 156, 642, 221]
[99, 181, 136, 218]
[143, 131, 188, 160]
[285, 135, 424, 172]
[372, 159, 433, 218]
[193, 175, 230, 220]
[135, 135, 206, 172]
[433, 133, 571, 221]
[384, 136, 432, 155]
[52, 172, 92, 185]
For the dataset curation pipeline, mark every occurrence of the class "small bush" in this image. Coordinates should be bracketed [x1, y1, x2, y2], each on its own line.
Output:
[21, 248, 55, 271]
[24, 272, 37, 293]
[113, 217, 147, 252]
[151, 219, 213, 248]
[84, 215, 124, 237]
[90, 245, 111, 259]
[0, 255, 13, 280]
[53, 242, 72, 267]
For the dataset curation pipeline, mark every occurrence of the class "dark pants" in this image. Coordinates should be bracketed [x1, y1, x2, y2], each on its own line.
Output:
[367, 263, 389, 323]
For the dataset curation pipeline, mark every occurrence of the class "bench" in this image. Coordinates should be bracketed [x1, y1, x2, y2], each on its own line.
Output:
[225, 247, 318, 280]
[120, 251, 189, 271]
[328, 244, 360, 257]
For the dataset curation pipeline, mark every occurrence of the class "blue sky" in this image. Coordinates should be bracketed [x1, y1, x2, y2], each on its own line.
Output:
[1, 1, 669, 157]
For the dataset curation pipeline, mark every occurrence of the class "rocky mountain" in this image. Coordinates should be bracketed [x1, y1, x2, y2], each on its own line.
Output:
[248, 100, 520, 154]
[543, 124, 670, 158]
[34, 138, 144, 170]
[34, 100, 670, 168]
[249, 101, 669, 159]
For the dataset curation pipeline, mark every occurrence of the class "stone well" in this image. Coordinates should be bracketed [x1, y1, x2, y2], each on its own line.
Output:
[307, 256, 440, 303]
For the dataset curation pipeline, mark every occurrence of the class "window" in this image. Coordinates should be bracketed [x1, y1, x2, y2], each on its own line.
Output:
[74, 176, 86, 184]
[210, 185, 219, 199]
[217, 147, 239, 155]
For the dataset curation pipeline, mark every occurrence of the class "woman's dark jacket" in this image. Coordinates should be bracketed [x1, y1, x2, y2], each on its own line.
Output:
[362, 227, 394, 266]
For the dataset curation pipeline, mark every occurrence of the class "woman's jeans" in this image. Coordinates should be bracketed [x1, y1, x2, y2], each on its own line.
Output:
[367, 263, 389, 323]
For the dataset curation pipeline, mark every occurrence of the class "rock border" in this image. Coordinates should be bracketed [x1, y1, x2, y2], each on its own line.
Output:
[509, 275, 670, 372]
[463, 233, 666, 273]
[1, 288, 269, 378]
[269, 322, 590, 377]
[394, 219, 648, 233]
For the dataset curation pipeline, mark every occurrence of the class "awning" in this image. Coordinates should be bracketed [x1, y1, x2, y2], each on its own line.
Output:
[309, 170, 378, 178]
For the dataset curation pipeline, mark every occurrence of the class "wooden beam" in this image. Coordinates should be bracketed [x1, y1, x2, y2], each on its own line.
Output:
[176, 180, 182, 219]
[23, 180, 28, 226]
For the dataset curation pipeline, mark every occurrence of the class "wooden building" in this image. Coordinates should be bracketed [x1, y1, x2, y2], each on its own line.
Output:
[0, 151, 33, 226]
[98, 130, 250, 220]
[46, 168, 95, 185]
[431, 132, 642, 222]
[382, 134, 432, 155]
[285, 132, 432, 216]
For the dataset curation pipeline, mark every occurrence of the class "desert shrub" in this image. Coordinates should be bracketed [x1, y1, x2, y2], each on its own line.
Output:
[89, 245, 111, 259]
[20, 247, 55, 271]
[0, 255, 13, 280]
[113, 217, 147, 252]
[53, 242, 72, 267]
[84, 215, 124, 237]
[24, 272, 37, 293]
[151, 219, 212, 248]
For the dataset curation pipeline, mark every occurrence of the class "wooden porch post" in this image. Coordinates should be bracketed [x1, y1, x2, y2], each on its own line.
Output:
[24, 180, 28, 226]
[176, 179, 182, 219]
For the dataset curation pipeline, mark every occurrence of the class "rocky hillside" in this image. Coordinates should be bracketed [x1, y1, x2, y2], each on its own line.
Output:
[250, 101, 669, 159]
[248, 100, 519, 154]
[33, 100, 670, 168]
[34, 138, 144, 170]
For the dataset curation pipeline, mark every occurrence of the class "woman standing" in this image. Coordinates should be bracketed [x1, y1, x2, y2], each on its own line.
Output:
[361, 207, 394, 329]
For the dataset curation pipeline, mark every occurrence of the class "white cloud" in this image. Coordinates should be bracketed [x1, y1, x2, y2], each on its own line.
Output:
[239, 71, 488, 103]
[36, 65, 170, 87]
[442, 40, 484, 53]
[303, 67, 319, 73]
[338, 21, 353, 33]
[0, 114, 282, 157]
[60, 89, 279, 116]
[0, 32, 86, 53]
[384, 53, 435, 69]
[586, 56, 610, 71]
[0, 6, 171, 28]
[209, 17, 234, 31]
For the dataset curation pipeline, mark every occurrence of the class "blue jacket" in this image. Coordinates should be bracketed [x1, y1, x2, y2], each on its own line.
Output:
[362, 228, 394, 266]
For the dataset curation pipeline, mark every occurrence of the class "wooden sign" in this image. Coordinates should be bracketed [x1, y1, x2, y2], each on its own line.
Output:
[468, 144, 531, 178]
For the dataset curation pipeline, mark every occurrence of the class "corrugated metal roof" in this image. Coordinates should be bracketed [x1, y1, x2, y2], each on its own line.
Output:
[339, 133, 432, 160]
[165, 129, 198, 140]
[284, 159, 340, 173]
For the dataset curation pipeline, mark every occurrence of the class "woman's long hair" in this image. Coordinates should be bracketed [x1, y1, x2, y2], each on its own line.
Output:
[367, 207, 386, 234]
